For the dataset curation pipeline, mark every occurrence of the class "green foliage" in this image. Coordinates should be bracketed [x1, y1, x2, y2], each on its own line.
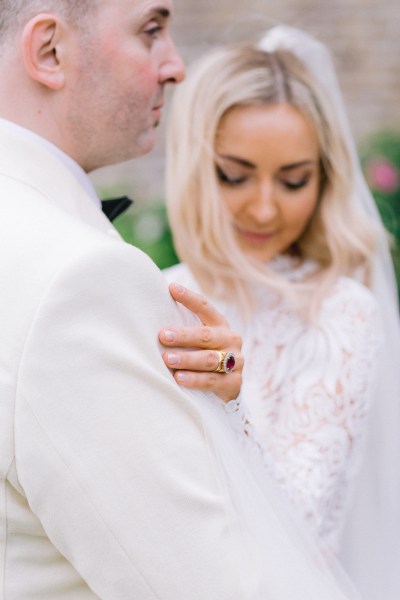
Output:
[112, 202, 179, 270]
[360, 130, 400, 292]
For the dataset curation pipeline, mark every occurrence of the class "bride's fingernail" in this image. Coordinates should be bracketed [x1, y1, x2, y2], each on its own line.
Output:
[166, 352, 180, 365]
[176, 372, 187, 383]
[164, 329, 177, 342]
[172, 282, 185, 295]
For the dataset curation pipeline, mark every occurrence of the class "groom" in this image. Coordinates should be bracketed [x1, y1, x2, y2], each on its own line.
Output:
[0, 1, 247, 598]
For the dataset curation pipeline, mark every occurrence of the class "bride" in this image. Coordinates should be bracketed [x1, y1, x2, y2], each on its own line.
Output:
[161, 25, 400, 599]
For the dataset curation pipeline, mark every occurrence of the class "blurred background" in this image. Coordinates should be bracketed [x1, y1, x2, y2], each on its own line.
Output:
[90, 0, 400, 283]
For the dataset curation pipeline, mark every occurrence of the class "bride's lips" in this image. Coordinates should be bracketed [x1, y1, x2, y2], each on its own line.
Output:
[235, 226, 277, 244]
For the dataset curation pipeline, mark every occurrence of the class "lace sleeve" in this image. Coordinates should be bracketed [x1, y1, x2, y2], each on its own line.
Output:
[241, 279, 382, 556]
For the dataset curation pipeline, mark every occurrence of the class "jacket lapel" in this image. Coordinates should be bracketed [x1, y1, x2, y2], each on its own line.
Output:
[0, 121, 121, 239]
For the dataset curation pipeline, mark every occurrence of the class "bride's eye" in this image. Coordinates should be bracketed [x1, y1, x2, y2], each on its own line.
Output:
[282, 175, 311, 190]
[216, 165, 247, 186]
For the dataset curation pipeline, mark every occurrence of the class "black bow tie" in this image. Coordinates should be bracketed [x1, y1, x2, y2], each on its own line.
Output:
[101, 196, 133, 222]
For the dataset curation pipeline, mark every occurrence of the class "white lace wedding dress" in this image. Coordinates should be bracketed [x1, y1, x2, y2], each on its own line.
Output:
[164, 256, 381, 560]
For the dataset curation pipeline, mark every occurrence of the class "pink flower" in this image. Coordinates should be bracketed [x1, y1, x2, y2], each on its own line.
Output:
[365, 158, 400, 193]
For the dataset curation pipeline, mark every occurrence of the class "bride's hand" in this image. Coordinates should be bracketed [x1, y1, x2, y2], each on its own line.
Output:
[159, 282, 243, 403]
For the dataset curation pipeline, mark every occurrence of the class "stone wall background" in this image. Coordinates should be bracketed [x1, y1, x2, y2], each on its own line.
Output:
[90, 0, 400, 205]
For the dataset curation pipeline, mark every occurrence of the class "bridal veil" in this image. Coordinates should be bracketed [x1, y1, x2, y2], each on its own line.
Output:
[258, 25, 400, 600]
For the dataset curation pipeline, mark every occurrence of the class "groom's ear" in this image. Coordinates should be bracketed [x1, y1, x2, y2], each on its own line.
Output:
[21, 14, 67, 90]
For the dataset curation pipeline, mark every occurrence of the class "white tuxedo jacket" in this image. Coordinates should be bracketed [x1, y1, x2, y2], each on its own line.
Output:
[0, 123, 245, 599]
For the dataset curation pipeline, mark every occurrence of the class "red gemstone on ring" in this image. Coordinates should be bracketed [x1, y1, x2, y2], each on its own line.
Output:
[225, 352, 236, 373]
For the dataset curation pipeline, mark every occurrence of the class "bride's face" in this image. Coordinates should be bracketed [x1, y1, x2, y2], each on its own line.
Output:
[215, 102, 321, 263]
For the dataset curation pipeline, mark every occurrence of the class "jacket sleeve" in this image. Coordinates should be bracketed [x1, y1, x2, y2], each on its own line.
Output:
[15, 241, 244, 599]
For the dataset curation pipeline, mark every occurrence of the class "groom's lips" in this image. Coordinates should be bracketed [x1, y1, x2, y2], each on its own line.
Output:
[152, 104, 163, 124]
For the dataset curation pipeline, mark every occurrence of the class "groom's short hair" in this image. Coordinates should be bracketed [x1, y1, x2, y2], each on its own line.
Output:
[0, 0, 96, 38]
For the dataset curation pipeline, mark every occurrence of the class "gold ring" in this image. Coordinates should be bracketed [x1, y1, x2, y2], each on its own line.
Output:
[213, 351, 236, 374]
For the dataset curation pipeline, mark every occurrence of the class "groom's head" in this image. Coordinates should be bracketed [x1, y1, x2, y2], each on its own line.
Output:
[0, 0, 185, 172]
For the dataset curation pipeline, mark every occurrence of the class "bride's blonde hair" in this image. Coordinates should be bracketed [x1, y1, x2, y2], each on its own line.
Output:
[166, 44, 380, 318]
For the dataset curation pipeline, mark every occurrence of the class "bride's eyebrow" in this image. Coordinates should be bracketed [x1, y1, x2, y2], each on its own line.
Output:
[280, 160, 315, 171]
[216, 154, 255, 169]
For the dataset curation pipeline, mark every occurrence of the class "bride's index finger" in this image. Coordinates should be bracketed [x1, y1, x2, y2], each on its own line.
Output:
[168, 282, 228, 327]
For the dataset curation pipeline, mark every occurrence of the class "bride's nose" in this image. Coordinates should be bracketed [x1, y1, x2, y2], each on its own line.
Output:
[247, 180, 279, 222]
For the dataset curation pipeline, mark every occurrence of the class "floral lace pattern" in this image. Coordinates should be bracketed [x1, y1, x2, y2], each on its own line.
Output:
[164, 261, 381, 556]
